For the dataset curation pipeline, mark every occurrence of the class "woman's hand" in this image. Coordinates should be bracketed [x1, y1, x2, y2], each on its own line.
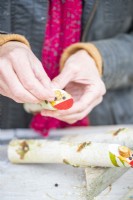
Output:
[41, 50, 106, 124]
[0, 41, 54, 103]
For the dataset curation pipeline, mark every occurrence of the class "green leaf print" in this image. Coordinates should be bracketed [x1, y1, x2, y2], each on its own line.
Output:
[119, 157, 125, 166]
[109, 152, 120, 167]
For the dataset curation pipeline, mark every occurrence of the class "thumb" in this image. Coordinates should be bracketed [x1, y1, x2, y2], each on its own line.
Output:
[52, 69, 73, 89]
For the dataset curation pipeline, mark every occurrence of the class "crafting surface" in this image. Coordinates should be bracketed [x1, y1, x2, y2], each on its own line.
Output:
[0, 145, 87, 200]
[0, 125, 133, 200]
[96, 169, 133, 200]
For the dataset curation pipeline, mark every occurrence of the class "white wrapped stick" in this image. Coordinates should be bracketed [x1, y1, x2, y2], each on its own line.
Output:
[24, 89, 73, 113]
[62, 128, 133, 148]
[8, 140, 133, 168]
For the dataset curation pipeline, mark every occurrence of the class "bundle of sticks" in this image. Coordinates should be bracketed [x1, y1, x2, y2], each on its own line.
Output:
[8, 128, 133, 168]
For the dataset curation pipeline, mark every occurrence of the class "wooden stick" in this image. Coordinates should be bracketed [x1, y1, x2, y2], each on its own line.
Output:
[8, 140, 133, 168]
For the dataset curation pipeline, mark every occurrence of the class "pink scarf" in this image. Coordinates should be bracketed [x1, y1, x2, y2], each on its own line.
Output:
[30, 0, 89, 136]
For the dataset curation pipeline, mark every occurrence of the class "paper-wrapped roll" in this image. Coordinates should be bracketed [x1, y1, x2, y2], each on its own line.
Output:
[8, 140, 133, 168]
[62, 128, 133, 149]
[24, 89, 73, 113]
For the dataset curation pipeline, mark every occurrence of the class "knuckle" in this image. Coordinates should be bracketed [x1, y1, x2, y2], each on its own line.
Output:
[14, 99, 23, 103]
[8, 49, 18, 59]
[24, 80, 34, 90]
[36, 71, 47, 83]
[98, 97, 103, 104]
[0, 57, 6, 67]
[12, 88, 23, 100]
[92, 89, 100, 98]
[65, 61, 79, 74]
[102, 84, 106, 95]
[97, 80, 106, 95]
[8, 48, 26, 60]
[37, 60, 43, 68]
[0, 58, 9, 74]
[93, 82, 103, 96]
[32, 99, 40, 104]
[97, 83, 103, 93]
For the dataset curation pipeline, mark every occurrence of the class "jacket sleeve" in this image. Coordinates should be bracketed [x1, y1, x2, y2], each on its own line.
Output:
[0, 33, 30, 47]
[60, 32, 133, 90]
[92, 32, 133, 89]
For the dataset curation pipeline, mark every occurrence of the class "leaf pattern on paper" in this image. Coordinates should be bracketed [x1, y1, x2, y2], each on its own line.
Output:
[118, 157, 125, 166]
[109, 152, 120, 167]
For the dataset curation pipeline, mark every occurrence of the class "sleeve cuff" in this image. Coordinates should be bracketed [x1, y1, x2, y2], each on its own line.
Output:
[0, 34, 30, 47]
[60, 42, 103, 76]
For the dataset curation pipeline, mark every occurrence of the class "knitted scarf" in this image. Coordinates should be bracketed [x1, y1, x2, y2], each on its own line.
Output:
[30, 0, 89, 136]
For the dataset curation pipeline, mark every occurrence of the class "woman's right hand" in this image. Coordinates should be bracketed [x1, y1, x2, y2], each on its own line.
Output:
[0, 41, 54, 103]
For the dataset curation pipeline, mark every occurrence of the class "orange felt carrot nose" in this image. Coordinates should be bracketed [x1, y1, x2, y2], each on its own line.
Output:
[130, 160, 133, 167]
[53, 98, 74, 110]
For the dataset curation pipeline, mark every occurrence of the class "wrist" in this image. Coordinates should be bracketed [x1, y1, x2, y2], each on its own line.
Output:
[2, 41, 30, 49]
[0, 34, 30, 48]
[60, 43, 103, 76]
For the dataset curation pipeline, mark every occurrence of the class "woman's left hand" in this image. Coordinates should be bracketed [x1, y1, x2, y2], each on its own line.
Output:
[41, 50, 106, 124]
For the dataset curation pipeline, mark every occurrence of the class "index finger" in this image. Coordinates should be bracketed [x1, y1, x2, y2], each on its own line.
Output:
[57, 89, 101, 115]
[12, 55, 55, 101]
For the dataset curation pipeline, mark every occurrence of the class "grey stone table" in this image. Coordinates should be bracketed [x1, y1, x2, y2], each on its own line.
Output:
[0, 125, 133, 200]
